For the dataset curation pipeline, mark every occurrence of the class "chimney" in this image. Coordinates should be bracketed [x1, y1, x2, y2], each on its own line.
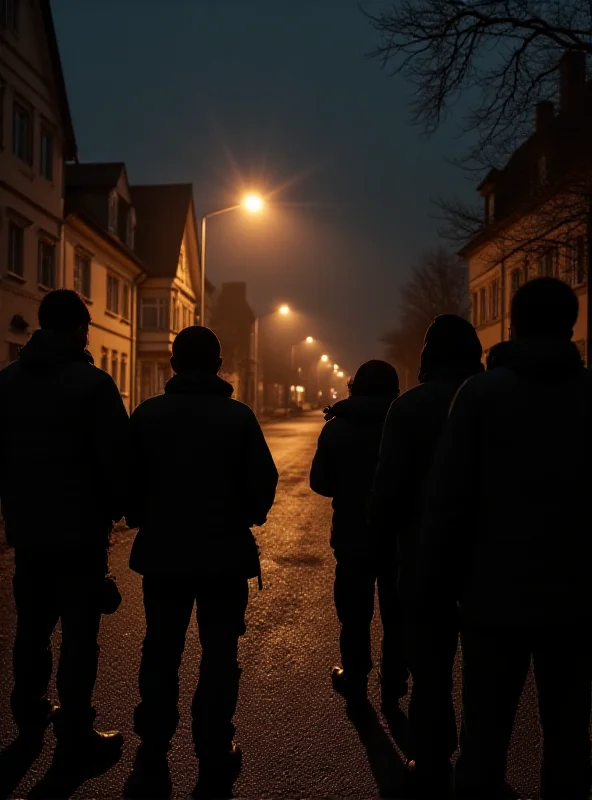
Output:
[559, 51, 586, 112]
[536, 100, 554, 132]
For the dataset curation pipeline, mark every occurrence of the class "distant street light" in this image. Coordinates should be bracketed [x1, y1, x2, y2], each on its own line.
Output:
[321, 354, 329, 363]
[337, 371, 344, 378]
[199, 194, 263, 327]
[252, 303, 293, 418]
[279, 305, 291, 316]
[306, 336, 314, 344]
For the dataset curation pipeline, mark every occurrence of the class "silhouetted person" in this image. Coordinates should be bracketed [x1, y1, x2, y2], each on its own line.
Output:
[124, 326, 278, 799]
[0, 290, 127, 761]
[310, 360, 408, 711]
[486, 340, 513, 371]
[419, 278, 592, 800]
[372, 314, 483, 796]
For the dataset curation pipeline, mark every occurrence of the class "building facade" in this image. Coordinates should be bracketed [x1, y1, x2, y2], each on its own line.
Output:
[464, 52, 591, 362]
[130, 184, 201, 403]
[0, 0, 77, 367]
[64, 163, 144, 411]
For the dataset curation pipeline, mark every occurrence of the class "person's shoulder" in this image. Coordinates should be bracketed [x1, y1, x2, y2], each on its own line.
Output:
[0, 361, 20, 386]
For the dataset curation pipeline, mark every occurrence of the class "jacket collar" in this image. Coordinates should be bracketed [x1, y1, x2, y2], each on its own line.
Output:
[18, 330, 92, 371]
[165, 370, 234, 397]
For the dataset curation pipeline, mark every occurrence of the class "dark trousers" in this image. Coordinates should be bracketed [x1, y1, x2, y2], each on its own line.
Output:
[134, 574, 249, 756]
[11, 546, 105, 738]
[456, 624, 592, 800]
[405, 614, 458, 775]
[333, 554, 407, 691]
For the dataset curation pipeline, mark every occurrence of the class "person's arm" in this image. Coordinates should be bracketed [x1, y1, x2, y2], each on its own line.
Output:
[89, 374, 130, 524]
[371, 397, 414, 531]
[416, 379, 480, 617]
[244, 411, 279, 526]
[309, 424, 336, 498]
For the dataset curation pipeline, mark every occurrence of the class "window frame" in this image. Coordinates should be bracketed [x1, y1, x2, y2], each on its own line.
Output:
[74, 250, 92, 299]
[121, 283, 130, 321]
[141, 297, 168, 330]
[12, 99, 32, 165]
[39, 126, 54, 181]
[478, 287, 487, 326]
[110, 350, 118, 383]
[37, 238, 56, 289]
[120, 354, 128, 396]
[106, 273, 120, 315]
[7, 220, 24, 277]
[108, 192, 118, 235]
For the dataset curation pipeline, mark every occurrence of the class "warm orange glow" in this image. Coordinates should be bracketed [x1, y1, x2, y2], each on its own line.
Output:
[279, 305, 290, 315]
[243, 194, 263, 212]
[333, 364, 339, 371]
[306, 336, 314, 344]
[321, 354, 329, 362]
[337, 371, 344, 378]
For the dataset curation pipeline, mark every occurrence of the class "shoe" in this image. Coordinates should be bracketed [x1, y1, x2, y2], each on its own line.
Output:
[124, 745, 172, 798]
[16, 702, 59, 743]
[55, 729, 124, 766]
[192, 743, 242, 798]
[331, 666, 368, 706]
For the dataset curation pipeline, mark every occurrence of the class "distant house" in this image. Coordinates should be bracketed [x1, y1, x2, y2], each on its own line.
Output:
[0, 0, 77, 366]
[130, 183, 203, 403]
[64, 162, 144, 411]
[210, 281, 256, 404]
[463, 52, 591, 363]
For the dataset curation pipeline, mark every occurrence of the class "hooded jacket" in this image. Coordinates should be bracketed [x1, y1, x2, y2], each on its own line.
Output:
[419, 337, 592, 626]
[310, 394, 393, 559]
[128, 370, 278, 576]
[0, 330, 129, 550]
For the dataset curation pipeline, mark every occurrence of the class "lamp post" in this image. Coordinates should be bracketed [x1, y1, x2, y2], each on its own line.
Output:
[199, 194, 263, 326]
[290, 336, 316, 407]
[251, 304, 292, 418]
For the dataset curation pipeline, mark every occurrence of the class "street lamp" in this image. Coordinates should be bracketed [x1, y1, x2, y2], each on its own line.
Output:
[306, 336, 314, 344]
[279, 304, 291, 316]
[200, 194, 263, 327]
[252, 304, 292, 418]
[321, 354, 329, 363]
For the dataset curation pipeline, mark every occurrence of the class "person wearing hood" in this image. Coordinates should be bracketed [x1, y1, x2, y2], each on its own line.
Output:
[372, 314, 484, 796]
[310, 360, 408, 711]
[419, 278, 592, 799]
[0, 290, 128, 762]
[124, 326, 278, 799]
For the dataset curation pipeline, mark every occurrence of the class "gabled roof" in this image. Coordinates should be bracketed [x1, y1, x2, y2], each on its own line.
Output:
[129, 183, 194, 278]
[65, 162, 126, 190]
[41, 0, 77, 161]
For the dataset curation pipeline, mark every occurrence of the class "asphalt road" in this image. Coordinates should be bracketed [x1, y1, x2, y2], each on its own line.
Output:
[0, 412, 542, 799]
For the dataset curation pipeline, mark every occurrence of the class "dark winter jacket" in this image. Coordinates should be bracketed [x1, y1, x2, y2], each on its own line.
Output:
[418, 337, 592, 626]
[310, 395, 393, 560]
[372, 374, 468, 598]
[0, 330, 129, 551]
[128, 370, 278, 577]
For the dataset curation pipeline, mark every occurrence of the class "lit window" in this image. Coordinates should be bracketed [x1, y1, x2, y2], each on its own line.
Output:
[8, 221, 24, 276]
[74, 252, 91, 298]
[107, 274, 119, 314]
[13, 102, 31, 163]
[38, 240, 55, 288]
[40, 128, 53, 181]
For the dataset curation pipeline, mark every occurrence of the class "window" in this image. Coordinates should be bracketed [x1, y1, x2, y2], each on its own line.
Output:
[479, 288, 487, 325]
[8, 222, 24, 276]
[171, 299, 179, 332]
[100, 348, 108, 373]
[121, 283, 130, 321]
[511, 268, 523, 297]
[471, 292, 478, 326]
[2, 0, 18, 32]
[107, 274, 119, 314]
[537, 155, 548, 185]
[126, 208, 136, 249]
[538, 249, 555, 278]
[485, 193, 495, 224]
[38, 240, 55, 288]
[157, 364, 169, 394]
[120, 354, 128, 395]
[108, 192, 118, 234]
[111, 351, 118, 382]
[567, 237, 586, 286]
[40, 128, 54, 180]
[74, 252, 91, 298]
[141, 297, 167, 330]
[12, 102, 31, 163]
[490, 278, 500, 320]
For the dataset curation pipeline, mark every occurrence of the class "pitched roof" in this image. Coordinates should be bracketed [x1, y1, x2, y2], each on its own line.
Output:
[129, 183, 194, 278]
[65, 162, 125, 189]
[41, 0, 77, 161]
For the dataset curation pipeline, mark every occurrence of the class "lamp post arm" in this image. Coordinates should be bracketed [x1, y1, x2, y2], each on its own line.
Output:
[199, 204, 242, 326]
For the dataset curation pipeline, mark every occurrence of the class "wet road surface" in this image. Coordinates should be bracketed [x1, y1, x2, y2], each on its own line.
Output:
[0, 412, 542, 798]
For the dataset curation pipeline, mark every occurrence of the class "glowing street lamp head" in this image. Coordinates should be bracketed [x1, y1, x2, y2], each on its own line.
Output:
[337, 371, 344, 378]
[279, 304, 290, 316]
[321, 354, 329, 363]
[333, 364, 339, 371]
[306, 336, 314, 344]
[243, 194, 263, 213]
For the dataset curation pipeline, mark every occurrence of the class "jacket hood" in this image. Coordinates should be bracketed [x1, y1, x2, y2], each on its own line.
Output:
[18, 330, 92, 371]
[491, 337, 583, 382]
[419, 314, 483, 384]
[324, 395, 393, 424]
[165, 370, 234, 397]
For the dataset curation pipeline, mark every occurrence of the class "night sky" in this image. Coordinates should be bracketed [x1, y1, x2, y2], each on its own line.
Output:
[51, 0, 474, 373]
